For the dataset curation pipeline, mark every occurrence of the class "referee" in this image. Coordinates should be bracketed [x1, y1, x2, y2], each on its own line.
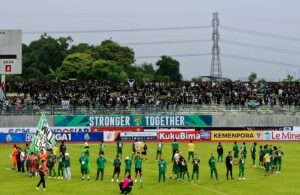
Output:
[225, 151, 233, 180]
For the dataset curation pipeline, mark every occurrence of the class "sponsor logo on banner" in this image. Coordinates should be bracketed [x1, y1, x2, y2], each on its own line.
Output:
[50, 127, 90, 133]
[264, 131, 300, 141]
[0, 127, 38, 133]
[144, 128, 194, 132]
[211, 131, 262, 141]
[120, 132, 157, 141]
[103, 131, 120, 142]
[245, 126, 293, 131]
[0, 127, 90, 133]
[157, 131, 210, 141]
[91, 127, 143, 132]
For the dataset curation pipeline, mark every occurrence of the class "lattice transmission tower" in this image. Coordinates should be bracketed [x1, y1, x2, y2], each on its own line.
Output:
[210, 12, 222, 79]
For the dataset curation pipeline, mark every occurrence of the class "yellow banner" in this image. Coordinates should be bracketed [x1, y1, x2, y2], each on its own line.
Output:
[211, 131, 263, 141]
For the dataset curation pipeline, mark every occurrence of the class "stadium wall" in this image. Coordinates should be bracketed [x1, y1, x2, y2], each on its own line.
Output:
[1, 114, 300, 127]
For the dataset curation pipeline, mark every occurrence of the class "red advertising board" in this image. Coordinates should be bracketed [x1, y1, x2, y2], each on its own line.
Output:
[91, 127, 144, 132]
[157, 131, 210, 141]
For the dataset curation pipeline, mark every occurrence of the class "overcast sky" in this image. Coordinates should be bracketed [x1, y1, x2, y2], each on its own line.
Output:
[2, 0, 300, 81]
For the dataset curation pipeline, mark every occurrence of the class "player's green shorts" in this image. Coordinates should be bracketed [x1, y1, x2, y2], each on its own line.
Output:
[81, 167, 88, 174]
[251, 154, 255, 160]
[265, 163, 270, 171]
[172, 165, 179, 174]
[157, 150, 162, 155]
[193, 167, 199, 173]
[234, 152, 239, 158]
[125, 169, 131, 174]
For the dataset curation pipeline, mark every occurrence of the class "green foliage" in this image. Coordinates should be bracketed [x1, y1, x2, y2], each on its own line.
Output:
[248, 72, 257, 83]
[62, 53, 95, 80]
[22, 34, 72, 79]
[93, 40, 135, 71]
[18, 36, 185, 81]
[156, 56, 182, 82]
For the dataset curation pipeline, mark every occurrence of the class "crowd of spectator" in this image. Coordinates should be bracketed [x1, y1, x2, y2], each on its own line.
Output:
[1, 79, 300, 112]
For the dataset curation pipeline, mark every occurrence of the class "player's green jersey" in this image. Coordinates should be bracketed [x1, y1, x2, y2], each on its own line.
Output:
[233, 144, 239, 153]
[251, 145, 256, 155]
[239, 157, 245, 169]
[192, 159, 200, 172]
[97, 157, 106, 169]
[125, 159, 132, 170]
[79, 156, 89, 169]
[208, 156, 216, 168]
[157, 142, 163, 151]
[113, 159, 121, 168]
[64, 156, 70, 168]
[172, 142, 179, 150]
[117, 141, 123, 152]
[134, 156, 143, 168]
[241, 145, 247, 154]
[158, 159, 167, 172]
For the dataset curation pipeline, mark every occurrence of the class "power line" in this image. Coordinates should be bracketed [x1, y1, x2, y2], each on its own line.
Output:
[222, 53, 300, 68]
[123, 39, 211, 46]
[23, 25, 211, 35]
[136, 53, 211, 59]
[221, 39, 300, 55]
[221, 25, 300, 42]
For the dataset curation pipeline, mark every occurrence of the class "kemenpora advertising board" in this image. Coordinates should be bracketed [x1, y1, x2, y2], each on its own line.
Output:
[211, 131, 263, 141]
[157, 131, 211, 141]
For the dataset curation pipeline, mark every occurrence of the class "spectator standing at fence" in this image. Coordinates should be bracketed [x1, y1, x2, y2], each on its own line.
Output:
[64, 153, 71, 180]
[251, 142, 257, 167]
[96, 153, 106, 181]
[225, 151, 233, 180]
[188, 140, 195, 162]
[233, 142, 239, 165]
[208, 153, 218, 181]
[171, 139, 179, 161]
[217, 142, 224, 164]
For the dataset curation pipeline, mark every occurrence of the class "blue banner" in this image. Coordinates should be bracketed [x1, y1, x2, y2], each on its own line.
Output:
[0, 132, 103, 143]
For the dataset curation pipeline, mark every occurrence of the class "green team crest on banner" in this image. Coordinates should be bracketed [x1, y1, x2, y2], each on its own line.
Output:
[30, 112, 56, 153]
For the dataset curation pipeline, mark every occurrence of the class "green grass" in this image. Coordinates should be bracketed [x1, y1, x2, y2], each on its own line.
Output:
[0, 142, 299, 195]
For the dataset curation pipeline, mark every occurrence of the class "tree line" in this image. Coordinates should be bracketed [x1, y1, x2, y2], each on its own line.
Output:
[12, 34, 182, 82]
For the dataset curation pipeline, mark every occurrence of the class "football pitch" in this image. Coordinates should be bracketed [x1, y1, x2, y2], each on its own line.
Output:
[0, 142, 299, 195]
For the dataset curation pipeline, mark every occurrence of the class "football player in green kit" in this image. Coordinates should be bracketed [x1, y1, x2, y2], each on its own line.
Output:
[239, 153, 246, 180]
[208, 153, 218, 181]
[158, 156, 167, 182]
